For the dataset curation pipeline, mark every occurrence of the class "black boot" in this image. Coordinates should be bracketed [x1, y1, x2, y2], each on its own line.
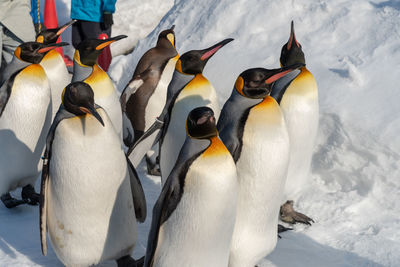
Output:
[1, 193, 28, 209]
[21, 184, 40, 205]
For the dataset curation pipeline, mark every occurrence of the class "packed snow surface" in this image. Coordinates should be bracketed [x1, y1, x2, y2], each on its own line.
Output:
[1, 0, 400, 266]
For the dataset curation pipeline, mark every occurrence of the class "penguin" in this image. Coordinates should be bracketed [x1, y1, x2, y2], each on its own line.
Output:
[144, 106, 237, 267]
[36, 20, 76, 119]
[40, 81, 146, 267]
[71, 35, 127, 139]
[120, 25, 178, 174]
[216, 65, 303, 267]
[271, 21, 318, 225]
[127, 38, 233, 183]
[0, 41, 68, 209]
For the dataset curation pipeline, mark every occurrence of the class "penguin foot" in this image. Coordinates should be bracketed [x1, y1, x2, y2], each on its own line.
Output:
[1, 193, 28, 209]
[280, 200, 314, 225]
[116, 255, 144, 267]
[146, 155, 161, 176]
[21, 185, 40, 205]
[278, 224, 293, 239]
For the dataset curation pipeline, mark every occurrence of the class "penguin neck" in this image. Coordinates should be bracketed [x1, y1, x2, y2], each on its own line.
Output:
[159, 69, 195, 120]
[1, 56, 30, 86]
[72, 59, 93, 82]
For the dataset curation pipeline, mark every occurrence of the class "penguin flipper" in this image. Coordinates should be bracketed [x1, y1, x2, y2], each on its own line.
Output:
[127, 119, 164, 156]
[126, 155, 147, 222]
[40, 107, 75, 255]
[0, 69, 22, 117]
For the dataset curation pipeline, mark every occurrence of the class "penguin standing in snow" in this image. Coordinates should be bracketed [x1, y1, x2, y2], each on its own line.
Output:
[128, 38, 233, 183]
[0, 41, 68, 208]
[120, 26, 178, 174]
[217, 65, 303, 267]
[144, 106, 237, 267]
[40, 81, 146, 267]
[71, 35, 127, 139]
[271, 21, 318, 225]
[36, 20, 76, 119]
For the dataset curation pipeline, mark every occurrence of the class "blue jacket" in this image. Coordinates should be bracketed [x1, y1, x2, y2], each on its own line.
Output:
[71, 0, 116, 23]
[30, 0, 43, 24]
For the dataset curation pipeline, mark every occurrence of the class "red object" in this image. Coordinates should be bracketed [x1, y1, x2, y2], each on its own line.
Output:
[97, 33, 112, 71]
[44, 0, 72, 66]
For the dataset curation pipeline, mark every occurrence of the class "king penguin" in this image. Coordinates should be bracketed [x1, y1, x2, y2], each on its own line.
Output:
[144, 106, 237, 267]
[36, 20, 76, 119]
[127, 38, 233, 183]
[271, 21, 318, 225]
[0, 41, 68, 208]
[40, 81, 146, 267]
[217, 65, 302, 267]
[71, 35, 127, 139]
[120, 25, 178, 174]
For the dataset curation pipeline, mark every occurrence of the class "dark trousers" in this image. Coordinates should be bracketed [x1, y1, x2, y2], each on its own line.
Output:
[71, 20, 111, 49]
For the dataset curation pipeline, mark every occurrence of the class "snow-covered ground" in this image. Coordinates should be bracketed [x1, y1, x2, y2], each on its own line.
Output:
[1, 0, 400, 266]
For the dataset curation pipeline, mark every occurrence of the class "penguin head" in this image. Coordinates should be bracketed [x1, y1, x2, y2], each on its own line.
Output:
[74, 35, 127, 66]
[14, 42, 69, 64]
[157, 25, 176, 48]
[62, 82, 104, 126]
[36, 20, 76, 44]
[186, 107, 217, 139]
[176, 38, 233, 75]
[280, 21, 305, 67]
[235, 64, 304, 99]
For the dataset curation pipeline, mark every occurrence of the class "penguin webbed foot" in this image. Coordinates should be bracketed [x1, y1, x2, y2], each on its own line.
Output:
[21, 184, 40, 206]
[1, 193, 29, 209]
[146, 155, 161, 176]
[280, 200, 314, 225]
[116, 255, 144, 267]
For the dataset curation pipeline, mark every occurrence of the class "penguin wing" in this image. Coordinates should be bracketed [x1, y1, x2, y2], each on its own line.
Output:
[270, 69, 300, 103]
[125, 155, 147, 222]
[40, 108, 74, 256]
[145, 138, 209, 266]
[0, 69, 23, 117]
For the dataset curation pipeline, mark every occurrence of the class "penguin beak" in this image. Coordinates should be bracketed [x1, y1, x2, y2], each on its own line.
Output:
[80, 106, 105, 126]
[95, 35, 128, 50]
[37, 42, 69, 53]
[200, 38, 234, 61]
[265, 63, 305, 84]
[287, 21, 300, 50]
[170, 25, 175, 31]
[56, 20, 77, 36]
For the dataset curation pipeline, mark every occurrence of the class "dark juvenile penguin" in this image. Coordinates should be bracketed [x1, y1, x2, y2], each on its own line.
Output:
[0, 41, 68, 208]
[216, 65, 303, 267]
[127, 38, 233, 184]
[271, 21, 318, 225]
[144, 106, 237, 267]
[72, 35, 127, 139]
[40, 81, 146, 266]
[36, 20, 76, 119]
[120, 26, 178, 174]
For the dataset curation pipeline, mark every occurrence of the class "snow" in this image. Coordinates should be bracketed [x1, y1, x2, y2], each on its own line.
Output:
[1, 0, 400, 266]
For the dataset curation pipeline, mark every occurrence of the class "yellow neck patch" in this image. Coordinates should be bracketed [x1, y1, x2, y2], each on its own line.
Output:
[36, 35, 44, 43]
[175, 59, 183, 73]
[202, 136, 229, 157]
[184, 74, 209, 91]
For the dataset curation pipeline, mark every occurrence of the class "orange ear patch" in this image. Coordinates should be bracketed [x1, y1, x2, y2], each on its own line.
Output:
[235, 76, 245, 96]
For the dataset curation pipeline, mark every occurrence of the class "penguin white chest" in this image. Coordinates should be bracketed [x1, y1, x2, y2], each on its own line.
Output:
[40, 50, 70, 119]
[154, 139, 237, 267]
[229, 97, 290, 267]
[280, 68, 319, 196]
[47, 110, 137, 266]
[0, 64, 51, 194]
[144, 57, 178, 130]
[160, 75, 220, 181]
